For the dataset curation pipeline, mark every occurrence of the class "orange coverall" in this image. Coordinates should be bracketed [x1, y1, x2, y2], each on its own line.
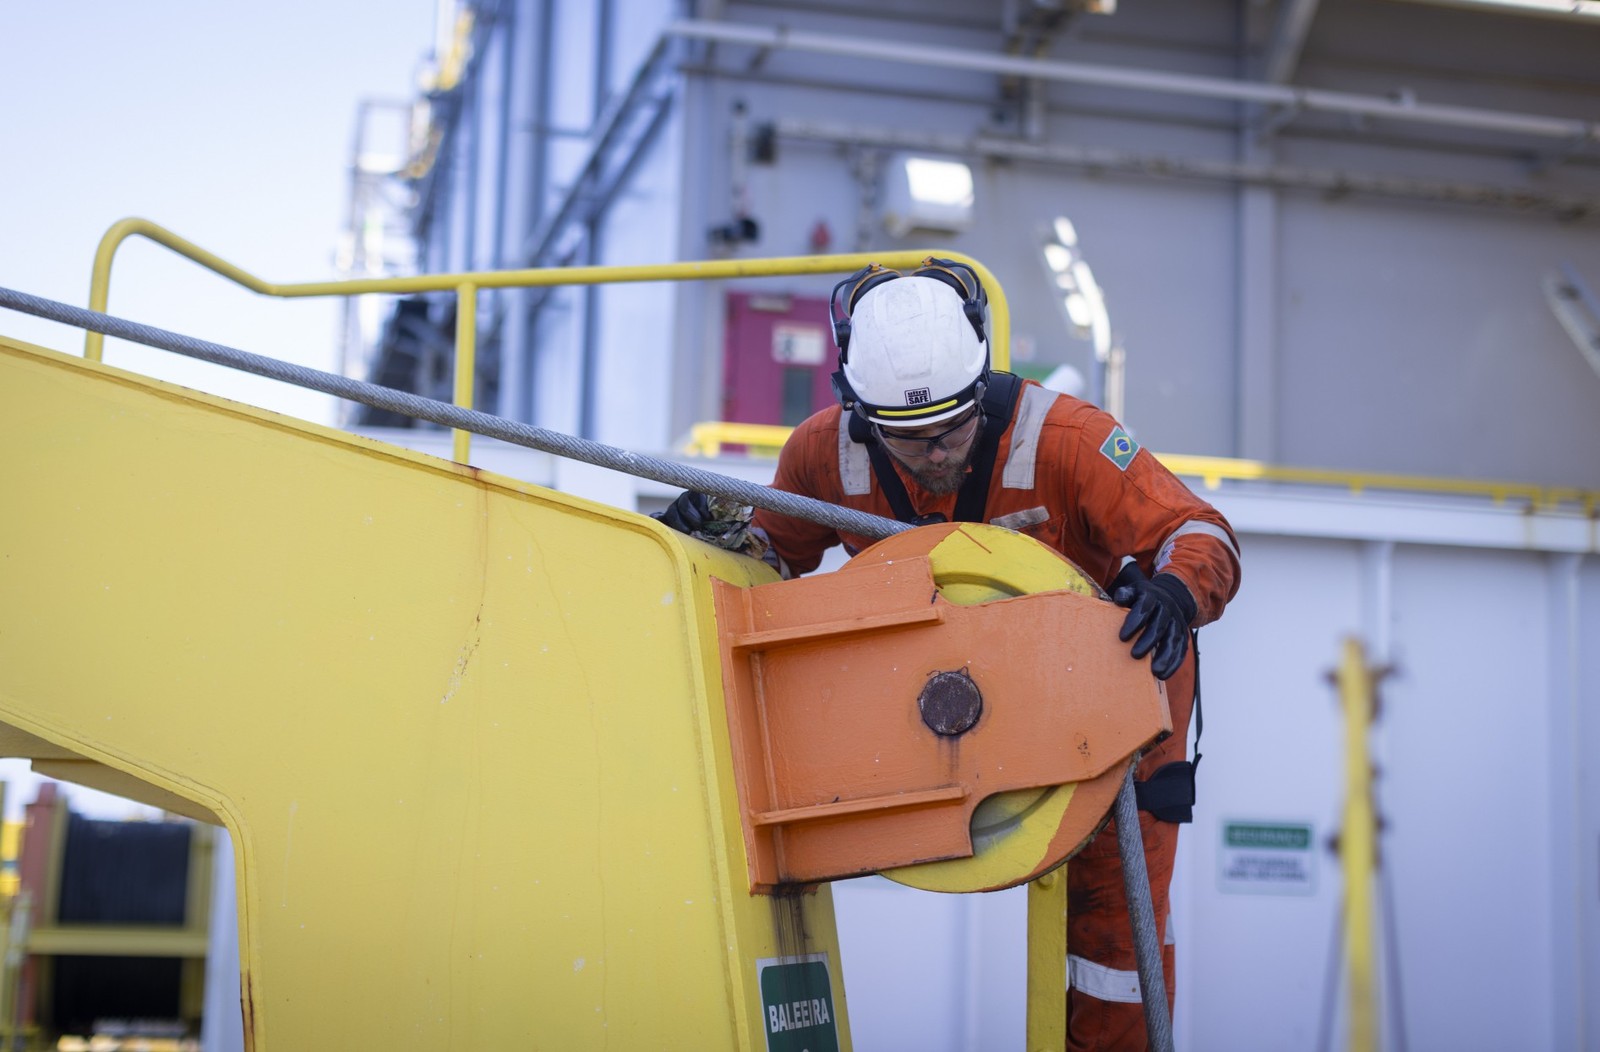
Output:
[753, 378, 1241, 1051]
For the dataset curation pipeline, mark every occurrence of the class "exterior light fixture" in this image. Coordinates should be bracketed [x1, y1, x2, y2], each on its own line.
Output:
[1040, 215, 1123, 418]
[1543, 264, 1600, 382]
[882, 154, 976, 238]
[1399, 0, 1600, 21]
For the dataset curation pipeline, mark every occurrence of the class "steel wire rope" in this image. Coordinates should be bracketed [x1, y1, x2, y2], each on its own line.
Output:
[1111, 767, 1176, 1052]
[0, 286, 910, 543]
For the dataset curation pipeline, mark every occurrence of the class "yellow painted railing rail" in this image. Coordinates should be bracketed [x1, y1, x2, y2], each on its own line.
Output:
[1157, 453, 1599, 514]
[686, 422, 796, 457]
[86, 218, 1011, 461]
[685, 422, 1600, 514]
[89, 218, 1597, 516]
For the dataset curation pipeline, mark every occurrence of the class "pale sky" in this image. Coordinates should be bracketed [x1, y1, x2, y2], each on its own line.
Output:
[0, 1, 438, 818]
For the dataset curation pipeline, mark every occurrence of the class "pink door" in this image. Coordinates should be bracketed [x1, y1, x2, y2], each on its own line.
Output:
[723, 292, 838, 426]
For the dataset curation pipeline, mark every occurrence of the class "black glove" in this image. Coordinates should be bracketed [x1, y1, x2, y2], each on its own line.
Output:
[1111, 562, 1196, 681]
[653, 490, 713, 535]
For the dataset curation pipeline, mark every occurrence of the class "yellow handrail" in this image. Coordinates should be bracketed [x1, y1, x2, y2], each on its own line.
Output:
[86, 218, 1012, 461]
[90, 218, 1598, 516]
[685, 422, 794, 457]
[1155, 453, 1600, 512]
[684, 421, 1600, 514]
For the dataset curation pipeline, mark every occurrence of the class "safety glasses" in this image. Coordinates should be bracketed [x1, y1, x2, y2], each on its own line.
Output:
[874, 408, 981, 458]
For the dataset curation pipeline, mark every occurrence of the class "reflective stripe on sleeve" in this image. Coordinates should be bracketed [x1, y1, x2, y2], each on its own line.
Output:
[1066, 954, 1143, 1004]
[1155, 520, 1240, 571]
[1001, 385, 1058, 490]
[838, 410, 872, 495]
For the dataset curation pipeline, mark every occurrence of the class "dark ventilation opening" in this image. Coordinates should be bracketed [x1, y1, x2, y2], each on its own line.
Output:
[50, 816, 192, 1035]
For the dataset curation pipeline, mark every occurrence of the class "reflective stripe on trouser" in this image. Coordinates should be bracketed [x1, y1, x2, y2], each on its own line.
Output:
[1065, 655, 1194, 1052]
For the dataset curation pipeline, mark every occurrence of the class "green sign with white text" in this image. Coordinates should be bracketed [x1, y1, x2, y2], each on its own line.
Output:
[758, 955, 840, 1052]
[1226, 823, 1312, 850]
[1219, 820, 1316, 895]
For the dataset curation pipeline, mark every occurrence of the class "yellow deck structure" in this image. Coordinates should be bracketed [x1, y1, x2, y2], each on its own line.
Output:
[0, 334, 847, 1049]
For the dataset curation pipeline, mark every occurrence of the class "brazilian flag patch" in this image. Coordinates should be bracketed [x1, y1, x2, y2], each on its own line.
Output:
[1099, 425, 1140, 470]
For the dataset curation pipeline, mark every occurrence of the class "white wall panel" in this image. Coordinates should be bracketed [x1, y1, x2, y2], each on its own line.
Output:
[1177, 535, 1359, 1052]
[1383, 545, 1555, 1051]
[593, 112, 682, 450]
[1579, 558, 1600, 1052]
[1277, 197, 1600, 487]
[832, 876, 1028, 1052]
[532, 290, 581, 435]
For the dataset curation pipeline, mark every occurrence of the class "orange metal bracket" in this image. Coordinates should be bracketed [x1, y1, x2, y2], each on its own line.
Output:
[713, 547, 1170, 891]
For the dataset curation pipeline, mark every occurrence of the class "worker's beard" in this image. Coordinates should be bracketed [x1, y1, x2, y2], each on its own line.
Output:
[889, 418, 983, 496]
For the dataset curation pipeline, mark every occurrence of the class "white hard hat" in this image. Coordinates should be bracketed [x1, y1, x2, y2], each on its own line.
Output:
[840, 275, 989, 427]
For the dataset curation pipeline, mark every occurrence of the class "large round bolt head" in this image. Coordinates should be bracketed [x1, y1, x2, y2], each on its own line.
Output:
[918, 669, 983, 736]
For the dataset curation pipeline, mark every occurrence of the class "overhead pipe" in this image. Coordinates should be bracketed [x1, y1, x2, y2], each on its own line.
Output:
[1397, 0, 1600, 25]
[665, 19, 1600, 145]
[770, 117, 1600, 219]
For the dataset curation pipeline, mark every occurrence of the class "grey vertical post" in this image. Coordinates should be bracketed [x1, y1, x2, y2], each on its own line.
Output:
[578, 0, 615, 440]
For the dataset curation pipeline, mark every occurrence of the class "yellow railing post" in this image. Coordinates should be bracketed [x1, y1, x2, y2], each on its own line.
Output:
[1336, 638, 1379, 1052]
[1025, 868, 1069, 1051]
[454, 283, 477, 462]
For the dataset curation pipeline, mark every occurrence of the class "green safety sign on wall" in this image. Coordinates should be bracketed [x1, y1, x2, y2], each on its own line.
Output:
[757, 954, 840, 1052]
[1219, 820, 1317, 895]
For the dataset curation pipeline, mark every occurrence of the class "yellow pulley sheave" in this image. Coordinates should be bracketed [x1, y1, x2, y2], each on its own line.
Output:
[845, 525, 1132, 895]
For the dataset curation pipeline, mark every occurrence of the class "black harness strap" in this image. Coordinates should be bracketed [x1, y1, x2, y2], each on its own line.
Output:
[855, 372, 1025, 527]
[952, 372, 1022, 524]
[864, 438, 923, 523]
[1135, 628, 1204, 824]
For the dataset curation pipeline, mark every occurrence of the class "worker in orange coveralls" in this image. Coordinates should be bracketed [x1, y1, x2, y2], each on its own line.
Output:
[657, 258, 1241, 1051]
